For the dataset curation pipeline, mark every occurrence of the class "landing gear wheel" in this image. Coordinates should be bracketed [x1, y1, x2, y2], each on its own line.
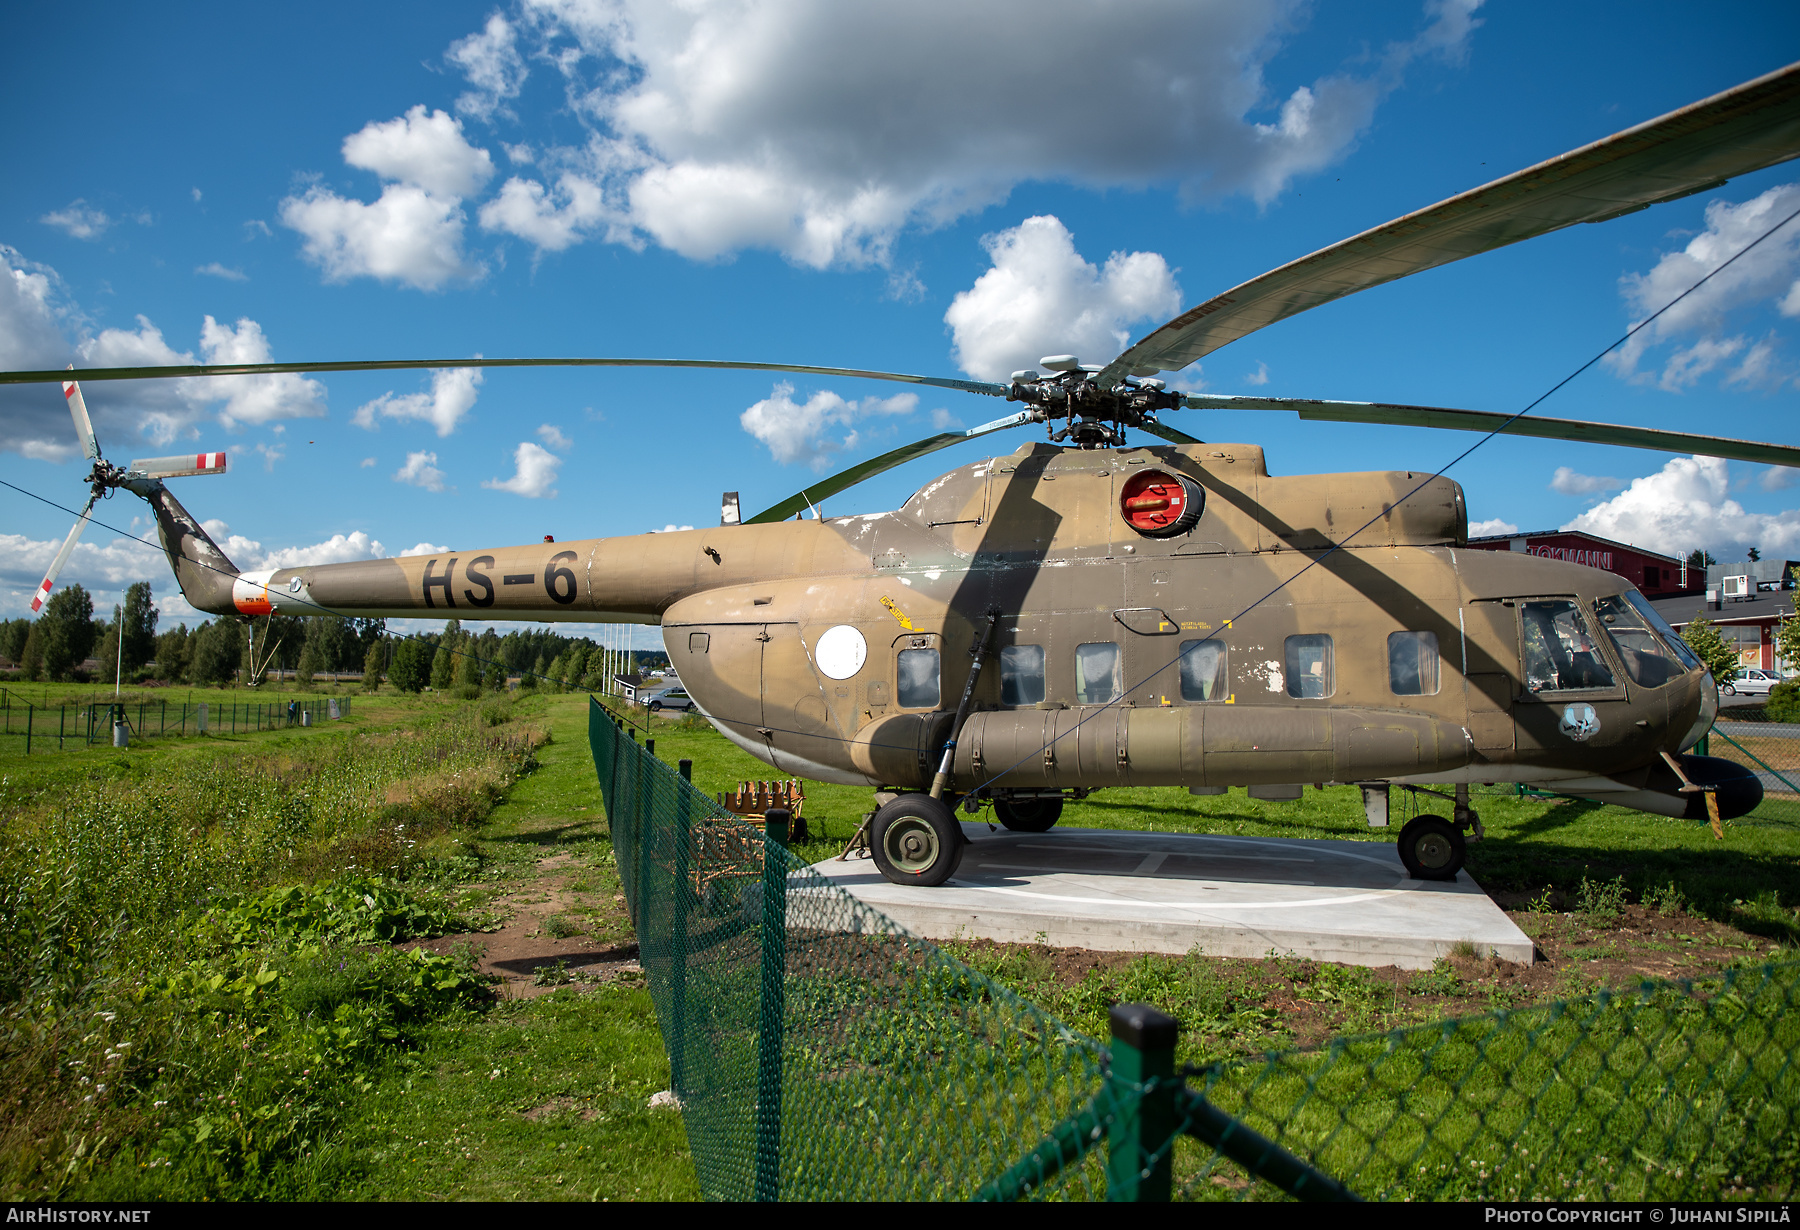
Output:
[994, 796, 1063, 833]
[1398, 816, 1465, 881]
[870, 794, 965, 887]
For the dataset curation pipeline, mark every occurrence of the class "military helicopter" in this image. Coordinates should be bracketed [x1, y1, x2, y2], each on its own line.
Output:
[11, 63, 1800, 889]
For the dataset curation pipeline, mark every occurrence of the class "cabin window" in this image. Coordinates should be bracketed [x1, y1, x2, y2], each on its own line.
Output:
[1284, 634, 1334, 699]
[1520, 600, 1615, 692]
[1594, 595, 1684, 689]
[896, 648, 941, 708]
[1387, 631, 1440, 696]
[1178, 639, 1228, 701]
[1074, 642, 1121, 705]
[1000, 645, 1046, 705]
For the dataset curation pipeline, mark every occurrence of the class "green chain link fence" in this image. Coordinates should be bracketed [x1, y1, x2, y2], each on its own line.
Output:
[592, 698, 1800, 1201]
[0, 690, 350, 753]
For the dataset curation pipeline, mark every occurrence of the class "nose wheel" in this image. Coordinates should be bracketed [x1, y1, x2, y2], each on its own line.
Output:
[870, 794, 965, 887]
[1398, 816, 1465, 881]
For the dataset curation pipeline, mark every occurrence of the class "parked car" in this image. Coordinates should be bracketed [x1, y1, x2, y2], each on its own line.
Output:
[644, 688, 697, 713]
[1724, 668, 1779, 696]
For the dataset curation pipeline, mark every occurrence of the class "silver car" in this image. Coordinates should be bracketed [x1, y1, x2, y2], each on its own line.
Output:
[644, 688, 697, 713]
[1724, 668, 1779, 696]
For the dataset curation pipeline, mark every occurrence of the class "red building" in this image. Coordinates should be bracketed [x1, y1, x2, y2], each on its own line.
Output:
[1463, 530, 1696, 597]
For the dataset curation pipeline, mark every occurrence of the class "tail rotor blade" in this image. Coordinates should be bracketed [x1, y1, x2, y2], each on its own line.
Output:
[130, 451, 228, 479]
[30, 496, 96, 614]
[62, 366, 101, 462]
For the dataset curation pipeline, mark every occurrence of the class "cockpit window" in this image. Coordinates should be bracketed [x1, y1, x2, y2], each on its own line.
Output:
[1520, 600, 1615, 693]
[1624, 590, 1702, 671]
[1595, 594, 1686, 689]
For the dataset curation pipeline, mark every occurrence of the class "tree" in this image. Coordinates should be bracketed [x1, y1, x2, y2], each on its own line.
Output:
[1748, 547, 1762, 562]
[155, 623, 190, 682]
[120, 582, 158, 675]
[1776, 612, 1800, 680]
[40, 584, 97, 680]
[1687, 548, 1718, 569]
[296, 639, 321, 686]
[190, 620, 242, 686]
[1, 619, 28, 666]
[430, 640, 455, 690]
[95, 610, 121, 684]
[20, 623, 44, 681]
[389, 638, 429, 693]
[1681, 617, 1741, 683]
[455, 634, 481, 691]
[362, 639, 386, 692]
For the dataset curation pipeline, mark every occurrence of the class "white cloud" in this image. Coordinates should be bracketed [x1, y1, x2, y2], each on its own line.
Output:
[394, 450, 448, 492]
[1549, 467, 1623, 496]
[360, 457, 377, 468]
[651, 524, 695, 533]
[929, 408, 960, 430]
[353, 368, 483, 436]
[1605, 182, 1800, 389]
[479, 174, 608, 251]
[253, 442, 284, 471]
[0, 247, 326, 456]
[281, 183, 481, 290]
[281, 107, 495, 290]
[441, 0, 1481, 266]
[1760, 467, 1797, 491]
[1562, 455, 1800, 559]
[342, 105, 496, 198]
[399, 541, 452, 557]
[536, 423, 572, 451]
[740, 381, 917, 470]
[482, 440, 562, 497]
[449, 13, 529, 120]
[944, 216, 1182, 380]
[1467, 518, 1519, 537]
[195, 262, 247, 281]
[40, 201, 112, 240]
[1244, 362, 1270, 387]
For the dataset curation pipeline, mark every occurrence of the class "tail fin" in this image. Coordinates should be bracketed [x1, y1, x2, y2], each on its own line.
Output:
[122, 477, 240, 615]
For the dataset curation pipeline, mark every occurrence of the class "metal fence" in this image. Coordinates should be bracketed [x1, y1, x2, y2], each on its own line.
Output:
[593, 697, 1800, 1201]
[0, 690, 351, 754]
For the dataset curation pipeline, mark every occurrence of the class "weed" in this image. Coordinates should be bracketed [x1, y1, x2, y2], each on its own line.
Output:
[1730, 890, 1800, 945]
[1410, 963, 1462, 997]
[1451, 939, 1480, 959]
[1577, 875, 1630, 925]
[1527, 887, 1557, 914]
[546, 913, 584, 940]
[1643, 881, 1690, 918]
[533, 960, 575, 988]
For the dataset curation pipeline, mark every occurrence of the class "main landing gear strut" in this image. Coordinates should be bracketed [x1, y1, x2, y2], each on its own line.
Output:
[1380, 783, 1482, 881]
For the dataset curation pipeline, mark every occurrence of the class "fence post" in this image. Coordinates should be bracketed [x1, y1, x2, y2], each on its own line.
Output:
[671, 759, 693, 1100]
[58, 705, 64, 751]
[755, 806, 790, 1202]
[1107, 1004, 1178, 1202]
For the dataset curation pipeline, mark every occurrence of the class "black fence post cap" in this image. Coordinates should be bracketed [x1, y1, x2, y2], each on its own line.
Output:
[764, 806, 791, 847]
[1111, 1003, 1179, 1050]
[678, 759, 693, 781]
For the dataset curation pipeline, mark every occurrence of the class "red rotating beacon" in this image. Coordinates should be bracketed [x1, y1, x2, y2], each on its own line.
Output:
[1118, 469, 1205, 538]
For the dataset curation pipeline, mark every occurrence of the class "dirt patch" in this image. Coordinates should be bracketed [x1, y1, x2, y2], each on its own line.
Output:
[404, 850, 640, 999]
[946, 902, 1781, 1052]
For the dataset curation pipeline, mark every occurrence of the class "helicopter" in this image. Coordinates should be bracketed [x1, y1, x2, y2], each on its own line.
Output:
[9, 61, 1800, 890]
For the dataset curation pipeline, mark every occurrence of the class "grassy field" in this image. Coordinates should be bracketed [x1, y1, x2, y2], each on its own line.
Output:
[2, 682, 1796, 1200]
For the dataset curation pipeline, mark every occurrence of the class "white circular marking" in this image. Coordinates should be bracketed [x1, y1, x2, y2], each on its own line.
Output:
[814, 624, 868, 680]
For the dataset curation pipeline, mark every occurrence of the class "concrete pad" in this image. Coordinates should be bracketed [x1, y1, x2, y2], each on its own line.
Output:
[811, 823, 1532, 970]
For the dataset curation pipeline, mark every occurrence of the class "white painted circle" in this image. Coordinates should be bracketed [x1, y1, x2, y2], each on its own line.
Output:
[814, 624, 868, 680]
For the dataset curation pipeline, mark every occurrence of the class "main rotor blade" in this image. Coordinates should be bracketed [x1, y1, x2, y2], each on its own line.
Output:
[1138, 421, 1204, 446]
[63, 370, 100, 462]
[745, 410, 1037, 524]
[1184, 393, 1800, 468]
[30, 496, 96, 614]
[1099, 61, 1800, 388]
[129, 452, 228, 479]
[0, 357, 1009, 399]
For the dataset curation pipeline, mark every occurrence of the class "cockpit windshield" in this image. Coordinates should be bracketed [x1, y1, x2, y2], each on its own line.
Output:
[1624, 590, 1702, 670]
[1595, 593, 1690, 688]
[1520, 599, 1615, 692]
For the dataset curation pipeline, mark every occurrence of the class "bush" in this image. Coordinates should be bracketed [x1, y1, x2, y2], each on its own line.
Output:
[1766, 680, 1800, 722]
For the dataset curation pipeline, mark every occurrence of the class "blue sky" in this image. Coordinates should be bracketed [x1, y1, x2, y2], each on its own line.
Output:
[4, 1, 1800, 645]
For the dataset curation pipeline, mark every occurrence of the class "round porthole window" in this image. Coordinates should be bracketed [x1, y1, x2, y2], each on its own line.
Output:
[814, 624, 868, 680]
[1119, 469, 1204, 537]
